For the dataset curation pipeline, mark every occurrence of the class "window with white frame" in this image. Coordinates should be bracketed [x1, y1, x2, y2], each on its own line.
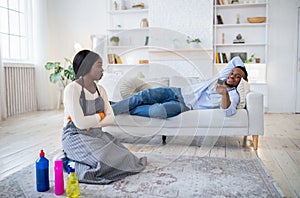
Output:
[0, 0, 32, 61]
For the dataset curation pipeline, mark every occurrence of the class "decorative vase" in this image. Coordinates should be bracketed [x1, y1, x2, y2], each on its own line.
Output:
[140, 18, 148, 28]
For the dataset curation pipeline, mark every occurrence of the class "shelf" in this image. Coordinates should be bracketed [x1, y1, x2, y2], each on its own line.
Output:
[107, 28, 150, 32]
[108, 9, 149, 14]
[214, 3, 267, 9]
[107, 45, 149, 49]
[149, 49, 213, 61]
[149, 48, 212, 53]
[108, 45, 149, 49]
[215, 43, 266, 47]
[214, 63, 266, 66]
[107, 64, 150, 69]
[108, 64, 149, 66]
[109, 47, 212, 53]
[214, 23, 267, 28]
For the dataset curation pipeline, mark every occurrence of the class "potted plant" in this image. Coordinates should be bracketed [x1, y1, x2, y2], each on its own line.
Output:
[186, 36, 201, 48]
[244, 54, 255, 63]
[110, 36, 120, 46]
[44, 58, 75, 88]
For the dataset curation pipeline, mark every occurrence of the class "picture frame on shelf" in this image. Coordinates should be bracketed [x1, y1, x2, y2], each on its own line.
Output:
[230, 52, 247, 62]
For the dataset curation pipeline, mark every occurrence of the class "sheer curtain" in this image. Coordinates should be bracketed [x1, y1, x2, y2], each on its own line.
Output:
[0, 47, 7, 120]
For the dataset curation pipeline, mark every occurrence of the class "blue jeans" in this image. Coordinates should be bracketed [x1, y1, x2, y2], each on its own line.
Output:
[111, 87, 189, 118]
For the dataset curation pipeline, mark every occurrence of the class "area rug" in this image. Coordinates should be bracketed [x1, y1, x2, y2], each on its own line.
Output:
[0, 154, 284, 198]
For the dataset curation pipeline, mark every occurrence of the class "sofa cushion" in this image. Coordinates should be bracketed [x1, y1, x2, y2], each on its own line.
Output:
[113, 109, 248, 128]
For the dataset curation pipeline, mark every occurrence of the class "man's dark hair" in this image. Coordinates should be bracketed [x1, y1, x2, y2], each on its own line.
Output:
[235, 66, 248, 81]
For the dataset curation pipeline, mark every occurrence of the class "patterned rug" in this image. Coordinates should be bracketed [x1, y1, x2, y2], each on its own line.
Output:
[0, 153, 284, 198]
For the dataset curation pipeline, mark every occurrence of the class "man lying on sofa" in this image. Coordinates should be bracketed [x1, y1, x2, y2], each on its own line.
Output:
[112, 56, 248, 118]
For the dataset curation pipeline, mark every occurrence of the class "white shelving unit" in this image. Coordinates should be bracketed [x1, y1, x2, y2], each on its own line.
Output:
[215, 23, 266, 27]
[213, 0, 269, 109]
[107, 0, 149, 65]
[213, 1, 268, 73]
[102, 0, 150, 101]
[215, 2, 267, 8]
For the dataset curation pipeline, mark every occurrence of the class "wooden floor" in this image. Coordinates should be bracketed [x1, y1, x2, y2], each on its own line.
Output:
[0, 111, 299, 197]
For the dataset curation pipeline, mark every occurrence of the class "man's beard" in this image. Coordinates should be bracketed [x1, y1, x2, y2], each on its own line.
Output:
[225, 81, 236, 88]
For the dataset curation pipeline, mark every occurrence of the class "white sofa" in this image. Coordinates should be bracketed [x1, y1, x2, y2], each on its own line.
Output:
[104, 76, 264, 150]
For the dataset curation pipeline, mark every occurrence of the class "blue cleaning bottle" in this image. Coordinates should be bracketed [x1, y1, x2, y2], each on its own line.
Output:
[36, 149, 50, 192]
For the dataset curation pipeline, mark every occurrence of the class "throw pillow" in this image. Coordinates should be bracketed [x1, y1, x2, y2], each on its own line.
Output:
[236, 78, 250, 109]
[144, 77, 169, 88]
[119, 78, 151, 99]
[119, 77, 169, 99]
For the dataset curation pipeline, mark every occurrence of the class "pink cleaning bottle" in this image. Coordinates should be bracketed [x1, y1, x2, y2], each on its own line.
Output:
[54, 159, 64, 195]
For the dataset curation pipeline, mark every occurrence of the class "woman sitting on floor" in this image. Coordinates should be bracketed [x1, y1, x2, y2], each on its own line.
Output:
[62, 49, 146, 184]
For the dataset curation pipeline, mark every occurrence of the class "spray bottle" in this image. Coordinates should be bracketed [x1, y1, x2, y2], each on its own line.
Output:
[66, 162, 80, 198]
[35, 150, 50, 192]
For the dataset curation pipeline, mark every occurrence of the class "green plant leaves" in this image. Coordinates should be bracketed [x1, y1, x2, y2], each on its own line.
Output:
[44, 59, 75, 87]
[186, 36, 201, 44]
[44, 62, 60, 70]
[244, 54, 255, 63]
[64, 65, 75, 81]
[110, 36, 119, 42]
[49, 72, 62, 84]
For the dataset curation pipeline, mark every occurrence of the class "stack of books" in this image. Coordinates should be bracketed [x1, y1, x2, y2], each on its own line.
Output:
[107, 54, 123, 64]
[216, 0, 230, 5]
[215, 52, 228, 64]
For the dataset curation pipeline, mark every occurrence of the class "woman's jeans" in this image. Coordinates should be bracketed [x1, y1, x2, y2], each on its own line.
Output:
[111, 87, 189, 118]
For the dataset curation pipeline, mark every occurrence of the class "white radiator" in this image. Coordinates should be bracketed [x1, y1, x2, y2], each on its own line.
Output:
[4, 64, 37, 117]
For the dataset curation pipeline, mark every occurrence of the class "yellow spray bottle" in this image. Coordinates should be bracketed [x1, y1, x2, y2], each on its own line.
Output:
[66, 162, 80, 198]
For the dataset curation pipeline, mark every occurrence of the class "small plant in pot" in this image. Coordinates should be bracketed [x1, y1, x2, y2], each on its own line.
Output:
[44, 58, 75, 88]
[186, 36, 201, 44]
[244, 54, 255, 63]
[110, 36, 120, 46]
[186, 36, 201, 48]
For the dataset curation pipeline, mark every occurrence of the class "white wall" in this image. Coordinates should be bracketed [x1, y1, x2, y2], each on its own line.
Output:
[32, 0, 54, 110]
[148, 0, 213, 79]
[267, 0, 299, 112]
[41, 0, 300, 112]
[47, 0, 108, 61]
[149, 0, 213, 50]
[38, 0, 108, 109]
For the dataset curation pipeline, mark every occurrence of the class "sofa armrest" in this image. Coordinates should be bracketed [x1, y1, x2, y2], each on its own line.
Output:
[246, 92, 264, 135]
